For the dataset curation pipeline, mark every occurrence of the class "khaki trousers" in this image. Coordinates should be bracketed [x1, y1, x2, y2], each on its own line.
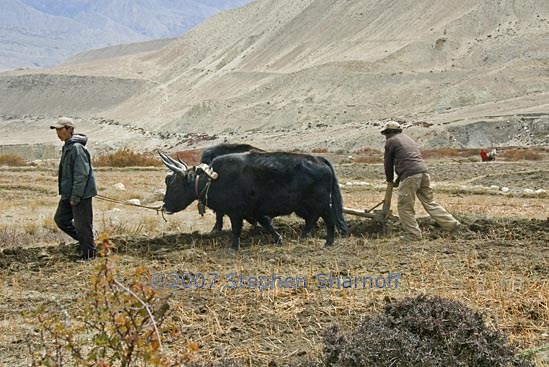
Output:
[398, 173, 459, 239]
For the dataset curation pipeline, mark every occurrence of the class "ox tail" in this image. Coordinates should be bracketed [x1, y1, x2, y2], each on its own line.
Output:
[324, 158, 349, 236]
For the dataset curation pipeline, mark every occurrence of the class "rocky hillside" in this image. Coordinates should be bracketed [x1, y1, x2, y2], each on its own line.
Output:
[0, 0, 548, 155]
[0, 0, 252, 71]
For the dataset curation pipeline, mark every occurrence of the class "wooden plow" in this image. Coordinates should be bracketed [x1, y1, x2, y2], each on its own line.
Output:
[343, 182, 398, 234]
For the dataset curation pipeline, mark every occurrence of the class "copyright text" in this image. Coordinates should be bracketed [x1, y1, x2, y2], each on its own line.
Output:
[150, 272, 401, 292]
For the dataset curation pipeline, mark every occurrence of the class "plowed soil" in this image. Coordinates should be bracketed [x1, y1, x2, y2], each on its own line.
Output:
[0, 158, 547, 366]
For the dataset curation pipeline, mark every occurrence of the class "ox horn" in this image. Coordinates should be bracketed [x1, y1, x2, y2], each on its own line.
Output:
[158, 151, 187, 175]
[176, 154, 188, 170]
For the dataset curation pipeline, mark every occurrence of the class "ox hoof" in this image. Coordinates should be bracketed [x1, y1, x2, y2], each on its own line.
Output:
[324, 241, 334, 248]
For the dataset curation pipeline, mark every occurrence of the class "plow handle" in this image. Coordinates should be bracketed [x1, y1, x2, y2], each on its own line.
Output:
[381, 182, 394, 219]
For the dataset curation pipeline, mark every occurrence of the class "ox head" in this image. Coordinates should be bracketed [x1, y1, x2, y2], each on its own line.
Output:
[159, 152, 196, 214]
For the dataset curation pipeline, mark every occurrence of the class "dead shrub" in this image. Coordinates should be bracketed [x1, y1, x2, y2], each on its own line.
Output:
[322, 294, 533, 367]
[0, 224, 62, 247]
[500, 148, 543, 161]
[352, 147, 382, 155]
[93, 148, 161, 167]
[311, 148, 329, 153]
[25, 237, 187, 366]
[421, 148, 479, 159]
[0, 153, 27, 166]
[351, 147, 383, 164]
[173, 148, 203, 166]
[289, 148, 306, 154]
[353, 156, 382, 163]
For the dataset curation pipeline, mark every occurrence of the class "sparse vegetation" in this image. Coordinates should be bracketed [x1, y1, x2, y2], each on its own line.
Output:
[500, 148, 544, 161]
[25, 235, 186, 367]
[93, 148, 162, 167]
[421, 147, 479, 159]
[350, 147, 383, 163]
[1, 159, 548, 366]
[323, 294, 534, 367]
[0, 223, 64, 247]
[352, 155, 383, 164]
[311, 148, 329, 153]
[418, 146, 548, 162]
[0, 153, 27, 166]
[352, 147, 383, 155]
[172, 148, 203, 166]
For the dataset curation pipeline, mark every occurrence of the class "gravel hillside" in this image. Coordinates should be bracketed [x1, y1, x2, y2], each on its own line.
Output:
[0, 0, 548, 155]
[0, 0, 252, 71]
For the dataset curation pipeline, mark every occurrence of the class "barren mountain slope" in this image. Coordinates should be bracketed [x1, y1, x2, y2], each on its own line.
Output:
[0, 0, 253, 71]
[0, 0, 548, 153]
[64, 38, 176, 65]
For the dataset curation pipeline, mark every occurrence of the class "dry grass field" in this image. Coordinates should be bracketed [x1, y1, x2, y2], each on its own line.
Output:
[0, 153, 547, 366]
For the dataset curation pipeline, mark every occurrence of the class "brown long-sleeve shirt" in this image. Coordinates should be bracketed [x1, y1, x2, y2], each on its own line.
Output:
[384, 133, 428, 182]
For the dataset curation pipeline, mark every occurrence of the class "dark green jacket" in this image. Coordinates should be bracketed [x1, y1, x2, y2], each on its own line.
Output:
[58, 134, 97, 203]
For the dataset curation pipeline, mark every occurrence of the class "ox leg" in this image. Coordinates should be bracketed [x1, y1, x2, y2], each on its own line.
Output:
[211, 212, 224, 233]
[229, 216, 243, 250]
[322, 211, 336, 247]
[301, 216, 319, 238]
[257, 216, 283, 245]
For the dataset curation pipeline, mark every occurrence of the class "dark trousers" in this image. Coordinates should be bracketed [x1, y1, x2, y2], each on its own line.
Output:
[54, 198, 96, 259]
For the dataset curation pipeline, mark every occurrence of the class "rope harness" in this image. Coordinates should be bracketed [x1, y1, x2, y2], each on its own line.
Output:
[94, 159, 219, 220]
[195, 175, 212, 215]
[95, 194, 168, 222]
[191, 163, 217, 216]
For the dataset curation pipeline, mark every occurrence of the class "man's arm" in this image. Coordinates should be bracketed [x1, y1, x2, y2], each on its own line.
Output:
[70, 144, 91, 204]
[384, 142, 395, 183]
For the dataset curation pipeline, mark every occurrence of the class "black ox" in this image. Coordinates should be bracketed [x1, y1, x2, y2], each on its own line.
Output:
[200, 143, 263, 165]
[200, 143, 264, 232]
[160, 150, 348, 250]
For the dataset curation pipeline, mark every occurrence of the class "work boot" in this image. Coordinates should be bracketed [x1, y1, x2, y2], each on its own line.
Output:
[450, 222, 462, 234]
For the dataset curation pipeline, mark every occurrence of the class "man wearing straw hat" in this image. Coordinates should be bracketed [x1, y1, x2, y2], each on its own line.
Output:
[381, 121, 461, 241]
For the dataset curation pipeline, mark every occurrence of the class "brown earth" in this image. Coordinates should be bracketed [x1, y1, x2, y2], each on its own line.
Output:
[1, 1, 548, 363]
[0, 158, 548, 366]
